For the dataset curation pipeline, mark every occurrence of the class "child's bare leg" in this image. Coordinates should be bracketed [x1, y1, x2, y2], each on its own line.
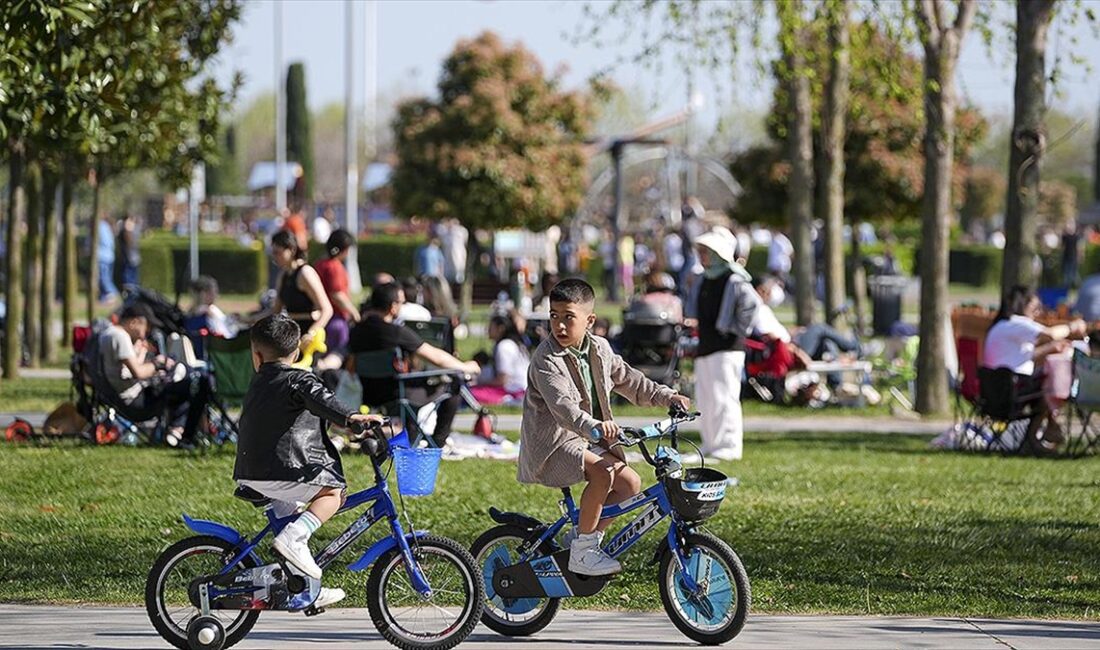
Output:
[579, 450, 616, 534]
[596, 455, 642, 532]
[305, 486, 345, 525]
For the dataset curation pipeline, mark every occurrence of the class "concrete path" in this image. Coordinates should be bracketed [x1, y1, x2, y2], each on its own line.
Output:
[1, 606, 1097, 649]
[0, 411, 950, 436]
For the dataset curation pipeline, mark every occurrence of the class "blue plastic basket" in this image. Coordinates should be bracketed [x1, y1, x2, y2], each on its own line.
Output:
[394, 446, 442, 496]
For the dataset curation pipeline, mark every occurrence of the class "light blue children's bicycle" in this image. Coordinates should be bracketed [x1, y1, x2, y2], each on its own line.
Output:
[471, 407, 749, 645]
[145, 419, 483, 650]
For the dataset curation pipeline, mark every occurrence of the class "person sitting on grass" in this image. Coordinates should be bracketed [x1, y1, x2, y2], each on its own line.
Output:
[234, 314, 381, 608]
[518, 278, 691, 577]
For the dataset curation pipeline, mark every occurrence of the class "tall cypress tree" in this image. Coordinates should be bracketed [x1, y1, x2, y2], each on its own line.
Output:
[285, 62, 314, 201]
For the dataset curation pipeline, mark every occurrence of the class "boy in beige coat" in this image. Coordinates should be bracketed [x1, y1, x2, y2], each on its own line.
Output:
[518, 279, 690, 576]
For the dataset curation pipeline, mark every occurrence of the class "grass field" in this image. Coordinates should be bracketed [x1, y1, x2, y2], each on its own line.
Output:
[1, 431, 1097, 618]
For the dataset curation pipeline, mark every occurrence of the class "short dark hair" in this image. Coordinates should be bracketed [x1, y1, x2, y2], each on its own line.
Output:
[549, 278, 595, 305]
[118, 302, 155, 323]
[190, 275, 218, 294]
[325, 229, 355, 258]
[369, 282, 403, 311]
[271, 230, 304, 259]
[250, 314, 300, 359]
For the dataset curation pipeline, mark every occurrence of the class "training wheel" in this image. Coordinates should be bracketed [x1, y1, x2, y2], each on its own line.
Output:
[186, 615, 225, 650]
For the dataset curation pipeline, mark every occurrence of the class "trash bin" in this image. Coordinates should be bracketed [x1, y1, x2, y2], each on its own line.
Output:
[868, 276, 907, 336]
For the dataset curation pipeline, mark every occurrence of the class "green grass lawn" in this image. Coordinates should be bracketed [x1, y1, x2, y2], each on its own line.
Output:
[0, 377, 73, 412]
[1, 432, 1097, 617]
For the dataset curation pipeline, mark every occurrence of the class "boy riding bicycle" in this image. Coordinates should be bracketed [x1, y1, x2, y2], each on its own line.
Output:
[234, 314, 380, 606]
[518, 279, 691, 576]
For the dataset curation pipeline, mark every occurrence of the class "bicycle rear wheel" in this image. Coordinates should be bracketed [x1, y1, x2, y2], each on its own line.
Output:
[145, 535, 259, 650]
[366, 535, 483, 650]
[470, 524, 560, 636]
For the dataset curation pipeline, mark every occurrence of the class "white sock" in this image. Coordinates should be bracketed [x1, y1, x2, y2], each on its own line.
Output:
[296, 511, 322, 540]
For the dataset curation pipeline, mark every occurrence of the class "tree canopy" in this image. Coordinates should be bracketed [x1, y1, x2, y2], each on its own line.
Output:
[391, 31, 593, 231]
[731, 22, 987, 226]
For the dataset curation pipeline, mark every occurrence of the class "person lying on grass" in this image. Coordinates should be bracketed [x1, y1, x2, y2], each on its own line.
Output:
[517, 278, 691, 577]
[234, 314, 381, 608]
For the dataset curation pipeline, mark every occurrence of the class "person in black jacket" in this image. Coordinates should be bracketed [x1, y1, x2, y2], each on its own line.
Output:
[234, 315, 379, 607]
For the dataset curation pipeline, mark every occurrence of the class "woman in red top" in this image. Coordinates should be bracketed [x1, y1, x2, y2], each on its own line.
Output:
[313, 229, 360, 353]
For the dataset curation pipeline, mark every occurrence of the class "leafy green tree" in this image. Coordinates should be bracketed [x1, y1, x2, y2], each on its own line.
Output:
[1, 0, 241, 374]
[960, 165, 1006, 233]
[286, 62, 314, 201]
[392, 31, 592, 232]
[206, 124, 245, 196]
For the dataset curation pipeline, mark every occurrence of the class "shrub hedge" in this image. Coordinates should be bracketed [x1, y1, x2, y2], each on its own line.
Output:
[138, 233, 427, 296]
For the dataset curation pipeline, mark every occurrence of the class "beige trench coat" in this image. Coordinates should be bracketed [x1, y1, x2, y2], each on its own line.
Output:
[517, 334, 677, 488]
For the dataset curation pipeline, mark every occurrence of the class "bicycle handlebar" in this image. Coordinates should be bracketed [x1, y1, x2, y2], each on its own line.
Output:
[596, 407, 700, 448]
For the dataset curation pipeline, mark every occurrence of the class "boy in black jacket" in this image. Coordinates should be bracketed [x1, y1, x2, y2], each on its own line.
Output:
[234, 315, 378, 607]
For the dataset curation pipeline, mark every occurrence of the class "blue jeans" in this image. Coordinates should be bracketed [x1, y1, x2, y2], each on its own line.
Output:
[98, 261, 119, 300]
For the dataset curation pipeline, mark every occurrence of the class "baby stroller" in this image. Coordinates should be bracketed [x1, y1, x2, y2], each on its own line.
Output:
[619, 300, 685, 391]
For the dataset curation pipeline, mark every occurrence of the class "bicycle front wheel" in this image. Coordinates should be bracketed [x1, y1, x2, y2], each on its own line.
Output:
[366, 535, 483, 650]
[658, 531, 750, 645]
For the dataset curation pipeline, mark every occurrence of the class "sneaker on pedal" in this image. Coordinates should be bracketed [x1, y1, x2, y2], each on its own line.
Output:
[273, 527, 323, 580]
[568, 532, 621, 576]
[314, 587, 345, 608]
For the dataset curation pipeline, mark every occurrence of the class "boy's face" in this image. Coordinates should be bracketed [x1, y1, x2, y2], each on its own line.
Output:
[549, 300, 596, 348]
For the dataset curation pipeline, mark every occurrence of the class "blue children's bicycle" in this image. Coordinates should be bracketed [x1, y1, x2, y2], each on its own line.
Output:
[145, 419, 484, 650]
[471, 407, 749, 645]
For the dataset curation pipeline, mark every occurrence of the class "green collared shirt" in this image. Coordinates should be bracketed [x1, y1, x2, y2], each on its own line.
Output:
[567, 334, 604, 421]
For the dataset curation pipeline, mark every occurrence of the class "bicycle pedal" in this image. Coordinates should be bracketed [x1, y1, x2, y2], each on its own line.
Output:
[303, 605, 326, 617]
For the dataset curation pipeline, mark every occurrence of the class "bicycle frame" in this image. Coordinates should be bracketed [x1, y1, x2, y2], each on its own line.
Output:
[510, 451, 702, 594]
[193, 452, 433, 599]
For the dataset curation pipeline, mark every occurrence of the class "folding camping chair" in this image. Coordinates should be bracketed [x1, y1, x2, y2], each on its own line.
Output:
[203, 331, 254, 402]
[354, 347, 483, 445]
[1059, 349, 1100, 457]
[404, 317, 455, 354]
[956, 367, 1046, 453]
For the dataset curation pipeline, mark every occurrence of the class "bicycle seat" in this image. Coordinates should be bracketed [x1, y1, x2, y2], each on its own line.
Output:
[233, 485, 272, 508]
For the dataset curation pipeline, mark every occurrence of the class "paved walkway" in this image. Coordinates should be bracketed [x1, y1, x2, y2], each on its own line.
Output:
[1, 606, 1096, 649]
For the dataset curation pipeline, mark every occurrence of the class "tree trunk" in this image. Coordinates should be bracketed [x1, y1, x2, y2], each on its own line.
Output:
[3, 144, 26, 379]
[61, 167, 77, 348]
[40, 170, 59, 364]
[86, 168, 101, 325]
[22, 161, 42, 368]
[822, 1, 850, 327]
[914, 1, 975, 416]
[1001, 0, 1055, 292]
[782, 7, 816, 327]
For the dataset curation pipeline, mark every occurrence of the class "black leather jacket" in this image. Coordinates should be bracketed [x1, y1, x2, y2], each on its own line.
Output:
[233, 362, 350, 486]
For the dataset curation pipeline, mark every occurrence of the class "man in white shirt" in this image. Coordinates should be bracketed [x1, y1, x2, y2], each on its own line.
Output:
[767, 230, 794, 280]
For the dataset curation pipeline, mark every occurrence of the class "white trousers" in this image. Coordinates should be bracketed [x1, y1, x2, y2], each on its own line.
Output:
[695, 350, 745, 459]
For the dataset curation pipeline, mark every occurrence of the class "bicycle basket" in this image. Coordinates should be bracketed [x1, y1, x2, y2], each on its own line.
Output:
[393, 446, 442, 496]
[663, 467, 728, 521]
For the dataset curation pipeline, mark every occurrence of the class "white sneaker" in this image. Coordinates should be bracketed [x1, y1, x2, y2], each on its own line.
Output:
[568, 532, 621, 576]
[313, 586, 345, 608]
[273, 525, 322, 580]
